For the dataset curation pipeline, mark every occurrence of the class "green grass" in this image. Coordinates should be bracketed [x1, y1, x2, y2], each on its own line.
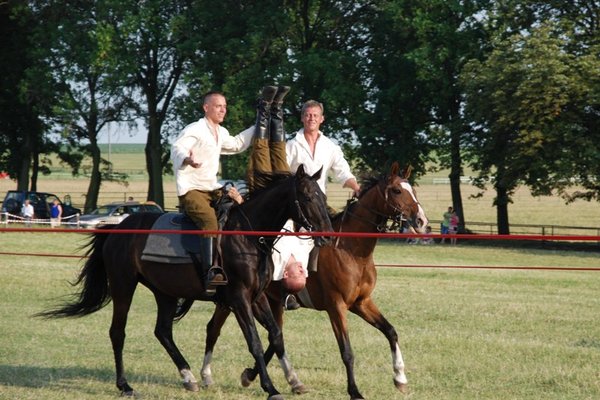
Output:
[1, 231, 599, 399]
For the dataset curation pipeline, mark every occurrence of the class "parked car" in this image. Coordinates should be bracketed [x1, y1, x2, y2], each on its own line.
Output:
[78, 201, 163, 228]
[1, 190, 81, 221]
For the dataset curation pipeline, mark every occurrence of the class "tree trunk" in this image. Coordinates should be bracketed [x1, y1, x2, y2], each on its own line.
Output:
[449, 126, 465, 233]
[145, 114, 164, 208]
[84, 136, 102, 214]
[495, 184, 510, 235]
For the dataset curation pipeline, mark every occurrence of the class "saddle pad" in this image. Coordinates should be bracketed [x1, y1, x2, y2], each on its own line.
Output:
[141, 213, 201, 264]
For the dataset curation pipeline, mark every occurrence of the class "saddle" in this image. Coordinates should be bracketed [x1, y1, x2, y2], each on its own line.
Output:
[141, 189, 235, 264]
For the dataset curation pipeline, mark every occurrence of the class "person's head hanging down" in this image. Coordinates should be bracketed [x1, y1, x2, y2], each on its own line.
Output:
[281, 254, 307, 294]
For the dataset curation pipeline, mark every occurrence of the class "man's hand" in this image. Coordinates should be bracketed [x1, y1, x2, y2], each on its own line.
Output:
[185, 149, 202, 168]
[228, 187, 244, 204]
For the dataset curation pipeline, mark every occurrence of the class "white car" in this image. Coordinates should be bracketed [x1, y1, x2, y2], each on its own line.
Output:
[78, 201, 163, 228]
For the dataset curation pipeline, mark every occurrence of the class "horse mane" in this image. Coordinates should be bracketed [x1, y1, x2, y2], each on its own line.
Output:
[245, 170, 293, 201]
[330, 175, 381, 224]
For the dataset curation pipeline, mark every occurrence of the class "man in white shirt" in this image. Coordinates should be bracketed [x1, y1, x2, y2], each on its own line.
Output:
[286, 100, 361, 199]
[282, 100, 361, 309]
[21, 199, 34, 226]
[170, 91, 254, 290]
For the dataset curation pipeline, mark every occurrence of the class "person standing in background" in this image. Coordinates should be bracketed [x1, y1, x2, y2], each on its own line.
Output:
[21, 199, 34, 226]
[50, 199, 62, 228]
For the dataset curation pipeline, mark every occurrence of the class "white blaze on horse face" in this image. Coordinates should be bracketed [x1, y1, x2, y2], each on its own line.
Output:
[399, 181, 428, 233]
[400, 181, 418, 204]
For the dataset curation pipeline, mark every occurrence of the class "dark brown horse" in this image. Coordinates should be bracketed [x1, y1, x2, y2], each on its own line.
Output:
[199, 162, 428, 400]
[37, 165, 333, 400]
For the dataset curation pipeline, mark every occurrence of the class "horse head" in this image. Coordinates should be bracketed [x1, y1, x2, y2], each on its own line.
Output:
[381, 162, 429, 234]
[292, 164, 333, 246]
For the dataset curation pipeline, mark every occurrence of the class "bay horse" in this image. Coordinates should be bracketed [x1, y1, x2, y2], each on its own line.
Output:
[36, 165, 333, 400]
[199, 162, 428, 400]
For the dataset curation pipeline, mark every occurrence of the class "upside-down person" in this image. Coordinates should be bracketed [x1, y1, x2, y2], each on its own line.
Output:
[229, 85, 314, 310]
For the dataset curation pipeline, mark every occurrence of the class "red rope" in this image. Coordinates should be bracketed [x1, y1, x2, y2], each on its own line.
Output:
[0, 226, 599, 241]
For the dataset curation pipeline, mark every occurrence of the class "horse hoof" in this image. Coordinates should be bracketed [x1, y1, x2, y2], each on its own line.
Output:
[240, 368, 254, 387]
[202, 375, 214, 387]
[291, 382, 308, 395]
[394, 380, 409, 394]
[267, 395, 285, 400]
[183, 381, 200, 392]
[120, 389, 137, 397]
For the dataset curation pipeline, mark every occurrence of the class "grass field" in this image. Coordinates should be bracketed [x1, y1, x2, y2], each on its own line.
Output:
[1, 231, 599, 400]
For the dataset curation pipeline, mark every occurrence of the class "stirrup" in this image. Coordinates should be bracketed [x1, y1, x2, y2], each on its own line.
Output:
[206, 266, 228, 286]
[284, 294, 300, 311]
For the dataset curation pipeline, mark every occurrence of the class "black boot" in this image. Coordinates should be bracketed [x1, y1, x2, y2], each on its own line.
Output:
[270, 86, 290, 142]
[199, 237, 227, 294]
[255, 86, 278, 140]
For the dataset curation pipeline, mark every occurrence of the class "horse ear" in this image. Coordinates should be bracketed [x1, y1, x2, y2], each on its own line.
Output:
[390, 162, 400, 177]
[296, 164, 307, 178]
[311, 167, 323, 181]
[402, 165, 413, 179]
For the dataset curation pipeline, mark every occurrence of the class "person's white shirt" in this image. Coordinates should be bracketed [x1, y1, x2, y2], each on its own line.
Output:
[272, 220, 313, 280]
[286, 128, 356, 194]
[170, 120, 254, 196]
[21, 202, 34, 218]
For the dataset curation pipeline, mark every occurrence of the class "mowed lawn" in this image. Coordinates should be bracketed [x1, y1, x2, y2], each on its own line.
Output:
[1, 231, 599, 400]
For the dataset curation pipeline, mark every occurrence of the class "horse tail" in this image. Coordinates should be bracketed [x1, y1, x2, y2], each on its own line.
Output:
[35, 229, 112, 319]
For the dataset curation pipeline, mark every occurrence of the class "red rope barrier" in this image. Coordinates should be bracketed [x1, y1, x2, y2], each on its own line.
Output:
[1, 226, 599, 242]
[376, 264, 600, 272]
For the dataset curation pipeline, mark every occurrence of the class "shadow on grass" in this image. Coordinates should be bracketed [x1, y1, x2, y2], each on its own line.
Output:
[0, 364, 174, 390]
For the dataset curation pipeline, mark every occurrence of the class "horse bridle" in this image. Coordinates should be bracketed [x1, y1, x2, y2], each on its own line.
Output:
[338, 178, 415, 234]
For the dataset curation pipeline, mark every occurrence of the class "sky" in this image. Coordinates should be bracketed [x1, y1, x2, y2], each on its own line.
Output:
[97, 121, 147, 144]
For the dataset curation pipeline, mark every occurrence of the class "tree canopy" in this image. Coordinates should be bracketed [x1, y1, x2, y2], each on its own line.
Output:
[1, 0, 598, 230]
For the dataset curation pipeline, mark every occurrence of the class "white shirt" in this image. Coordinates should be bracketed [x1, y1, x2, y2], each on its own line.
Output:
[286, 129, 356, 194]
[21, 203, 34, 218]
[171, 120, 253, 195]
[272, 220, 313, 280]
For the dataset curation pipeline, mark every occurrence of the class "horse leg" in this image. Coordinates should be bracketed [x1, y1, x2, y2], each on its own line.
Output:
[231, 295, 283, 400]
[108, 284, 137, 396]
[350, 297, 408, 393]
[152, 291, 199, 392]
[242, 295, 308, 395]
[200, 304, 231, 387]
[326, 302, 365, 400]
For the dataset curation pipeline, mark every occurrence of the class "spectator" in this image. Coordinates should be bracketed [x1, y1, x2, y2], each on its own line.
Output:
[21, 199, 34, 226]
[440, 206, 452, 244]
[420, 225, 434, 245]
[50, 199, 62, 228]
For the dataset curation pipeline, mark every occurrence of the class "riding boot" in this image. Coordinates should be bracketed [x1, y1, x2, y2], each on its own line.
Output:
[199, 237, 227, 293]
[269, 86, 290, 143]
[255, 85, 278, 140]
[248, 86, 278, 192]
[269, 86, 291, 173]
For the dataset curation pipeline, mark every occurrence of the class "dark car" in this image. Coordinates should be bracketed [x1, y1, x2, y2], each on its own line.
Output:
[78, 201, 163, 228]
[1, 190, 81, 221]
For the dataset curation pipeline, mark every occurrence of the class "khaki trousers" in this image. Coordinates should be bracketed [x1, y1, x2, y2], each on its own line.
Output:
[247, 138, 289, 192]
[179, 189, 220, 236]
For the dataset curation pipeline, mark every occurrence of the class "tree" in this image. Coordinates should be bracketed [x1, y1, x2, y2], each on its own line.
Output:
[0, 1, 53, 191]
[101, 0, 197, 207]
[461, 24, 598, 233]
[30, 0, 137, 212]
